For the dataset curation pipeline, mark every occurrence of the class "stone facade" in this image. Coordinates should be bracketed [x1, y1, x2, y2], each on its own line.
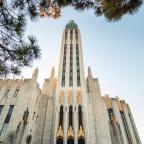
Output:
[0, 21, 141, 144]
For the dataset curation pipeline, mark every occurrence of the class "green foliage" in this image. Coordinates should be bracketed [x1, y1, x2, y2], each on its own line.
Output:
[95, 0, 143, 21]
[0, 0, 41, 77]
[46, 0, 143, 21]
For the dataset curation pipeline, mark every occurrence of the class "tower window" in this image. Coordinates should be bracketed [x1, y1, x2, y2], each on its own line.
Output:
[0, 105, 4, 115]
[77, 77, 81, 86]
[69, 77, 73, 86]
[13, 89, 19, 97]
[120, 111, 132, 144]
[0, 105, 14, 135]
[64, 50, 66, 55]
[4, 90, 10, 98]
[76, 45, 81, 86]
[69, 105, 73, 127]
[69, 44, 73, 87]
[59, 105, 64, 127]
[65, 31, 68, 41]
[128, 113, 140, 143]
[77, 62, 79, 66]
[62, 44, 67, 87]
[76, 44, 79, 51]
[108, 108, 114, 124]
[62, 77, 65, 87]
[70, 30, 73, 40]
[76, 56, 79, 61]
[75, 30, 78, 41]
[78, 105, 82, 127]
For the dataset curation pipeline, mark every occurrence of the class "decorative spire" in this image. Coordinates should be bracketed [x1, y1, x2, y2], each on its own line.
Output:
[50, 66, 55, 78]
[67, 126, 74, 138]
[88, 66, 92, 77]
[32, 67, 39, 80]
[49, 66, 56, 94]
[56, 125, 64, 139]
[78, 126, 85, 139]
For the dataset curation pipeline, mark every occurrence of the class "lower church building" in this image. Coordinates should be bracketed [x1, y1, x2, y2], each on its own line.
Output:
[0, 20, 141, 144]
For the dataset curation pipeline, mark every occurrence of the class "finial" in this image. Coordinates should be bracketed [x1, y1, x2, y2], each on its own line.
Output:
[50, 66, 55, 78]
[32, 67, 39, 80]
[88, 66, 92, 77]
[69, 20, 74, 23]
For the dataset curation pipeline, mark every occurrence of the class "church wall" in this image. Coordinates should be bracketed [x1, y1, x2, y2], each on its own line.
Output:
[0, 78, 41, 143]
[111, 99, 128, 144]
[91, 79, 112, 144]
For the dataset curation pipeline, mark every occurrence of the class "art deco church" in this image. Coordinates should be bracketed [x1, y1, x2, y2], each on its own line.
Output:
[0, 21, 141, 144]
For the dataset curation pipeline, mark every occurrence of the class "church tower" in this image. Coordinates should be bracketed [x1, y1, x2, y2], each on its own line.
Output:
[54, 20, 88, 144]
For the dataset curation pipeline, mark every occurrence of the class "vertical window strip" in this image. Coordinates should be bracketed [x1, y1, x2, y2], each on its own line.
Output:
[76, 45, 81, 86]
[13, 89, 19, 97]
[65, 30, 67, 41]
[56, 106, 64, 144]
[78, 105, 82, 128]
[69, 105, 73, 127]
[59, 105, 64, 128]
[75, 30, 78, 41]
[62, 44, 67, 87]
[69, 44, 73, 86]
[4, 90, 9, 98]
[0, 105, 4, 115]
[70, 30, 73, 41]
[108, 108, 114, 124]
[129, 113, 140, 143]
[120, 111, 132, 144]
[0, 105, 14, 135]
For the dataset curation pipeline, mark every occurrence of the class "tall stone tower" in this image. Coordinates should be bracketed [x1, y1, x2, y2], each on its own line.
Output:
[54, 20, 89, 144]
[0, 20, 141, 144]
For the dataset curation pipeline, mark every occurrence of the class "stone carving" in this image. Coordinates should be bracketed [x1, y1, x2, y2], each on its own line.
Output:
[23, 108, 29, 126]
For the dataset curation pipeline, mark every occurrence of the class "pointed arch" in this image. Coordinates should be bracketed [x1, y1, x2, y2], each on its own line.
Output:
[59, 90, 64, 103]
[56, 105, 64, 144]
[77, 90, 82, 104]
[77, 105, 85, 144]
[59, 105, 64, 127]
[78, 125, 85, 144]
[69, 105, 73, 127]
[68, 90, 73, 104]
[67, 126, 74, 144]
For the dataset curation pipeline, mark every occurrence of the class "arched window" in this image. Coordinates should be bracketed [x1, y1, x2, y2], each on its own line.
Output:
[78, 105, 82, 127]
[67, 138, 74, 144]
[69, 105, 73, 127]
[78, 105, 85, 144]
[59, 105, 64, 127]
[56, 105, 64, 144]
[56, 138, 63, 144]
[78, 138, 85, 144]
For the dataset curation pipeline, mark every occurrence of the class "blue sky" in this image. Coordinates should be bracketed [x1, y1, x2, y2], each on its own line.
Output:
[21, 5, 144, 142]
